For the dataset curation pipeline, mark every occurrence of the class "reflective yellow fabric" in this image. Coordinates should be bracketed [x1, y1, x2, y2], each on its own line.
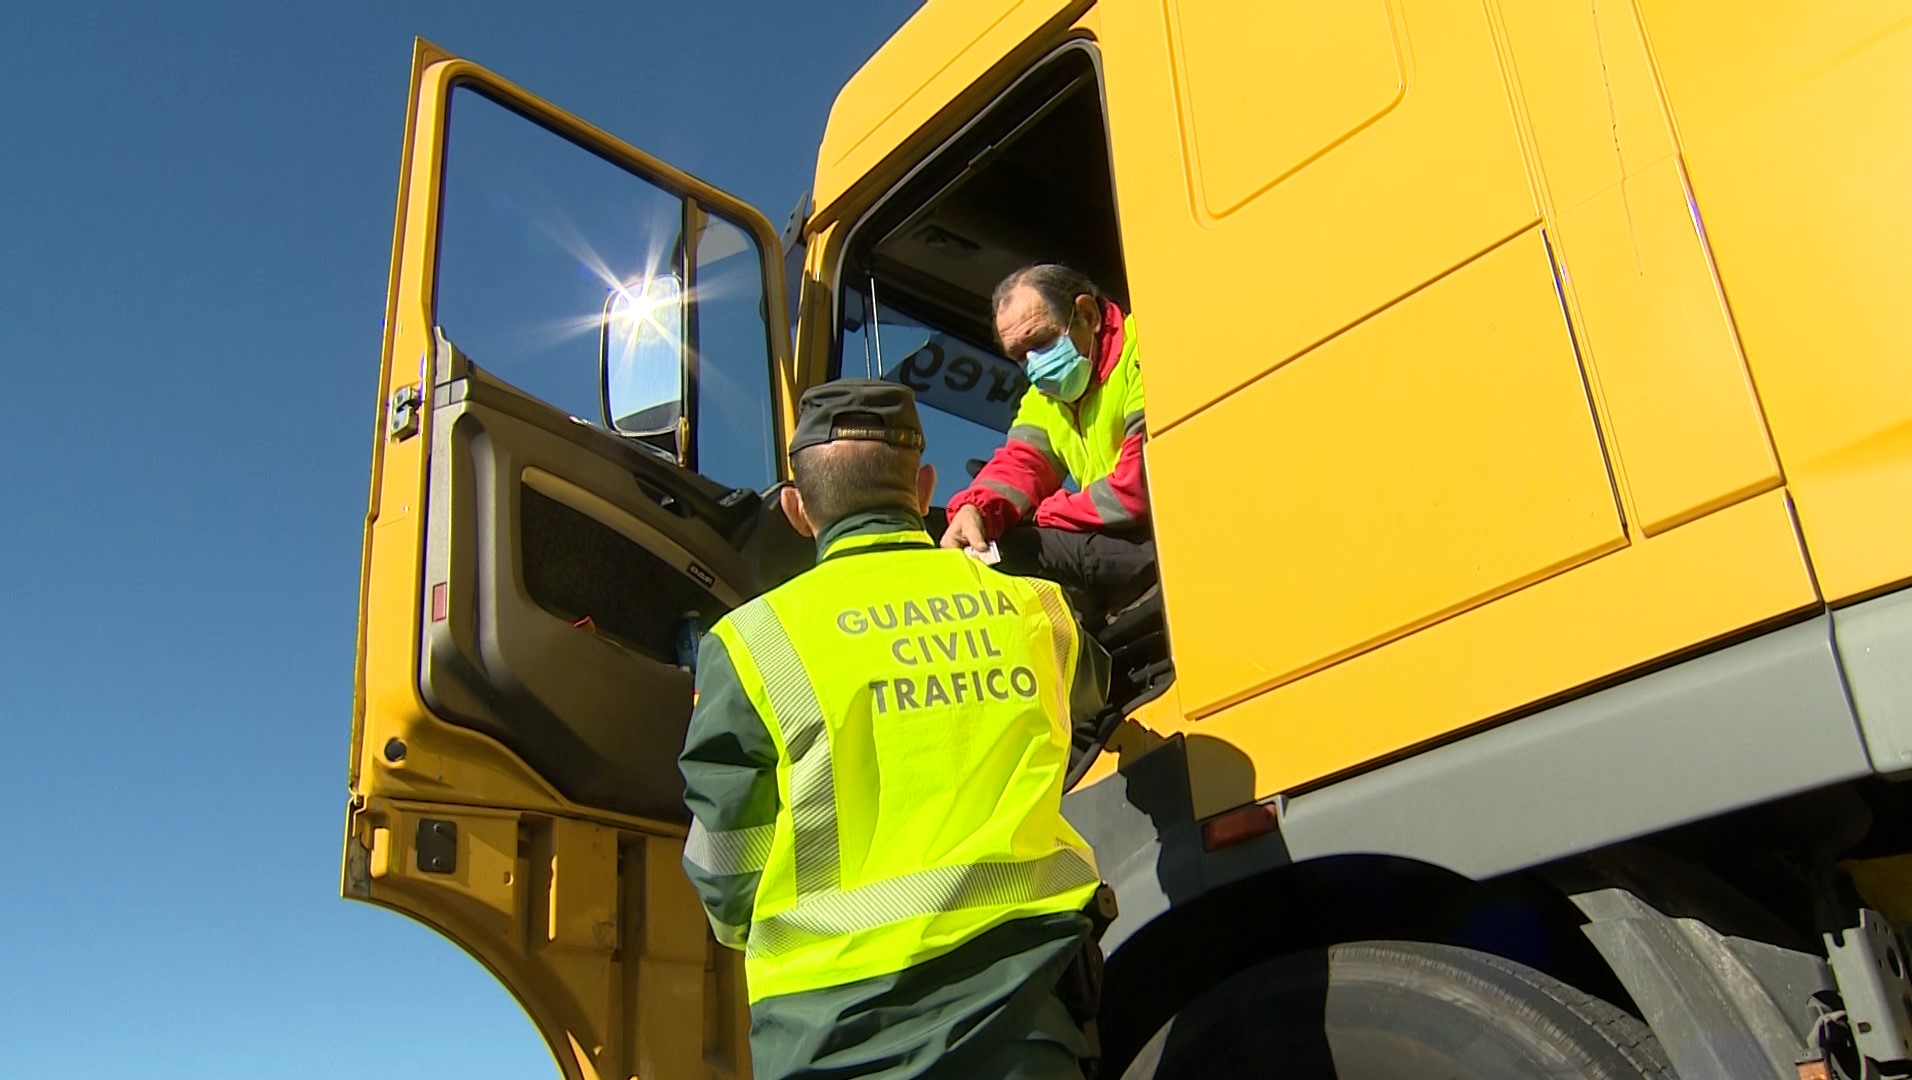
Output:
[710, 532, 1098, 1002]
[1009, 314, 1143, 487]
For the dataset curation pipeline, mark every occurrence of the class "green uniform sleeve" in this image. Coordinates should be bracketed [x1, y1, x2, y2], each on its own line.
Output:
[679, 632, 780, 950]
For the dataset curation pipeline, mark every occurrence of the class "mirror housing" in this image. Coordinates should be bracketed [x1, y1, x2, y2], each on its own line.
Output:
[599, 273, 688, 457]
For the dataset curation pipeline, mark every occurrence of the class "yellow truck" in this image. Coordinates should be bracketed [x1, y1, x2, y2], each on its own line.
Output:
[344, 3, 1912, 1077]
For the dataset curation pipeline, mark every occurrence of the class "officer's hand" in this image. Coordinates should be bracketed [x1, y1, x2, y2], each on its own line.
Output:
[941, 505, 991, 553]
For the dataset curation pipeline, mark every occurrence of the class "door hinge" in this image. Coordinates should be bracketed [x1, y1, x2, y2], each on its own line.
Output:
[416, 818, 457, 874]
[388, 383, 423, 442]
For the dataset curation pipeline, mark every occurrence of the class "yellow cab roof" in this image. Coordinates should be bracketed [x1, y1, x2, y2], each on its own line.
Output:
[810, 0, 1083, 228]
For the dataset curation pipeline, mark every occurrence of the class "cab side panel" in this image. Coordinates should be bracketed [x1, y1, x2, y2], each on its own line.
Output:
[1116, 0, 1539, 431]
[1494, 0, 1782, 538]
[1100, 0, 1818, 801]
[1146, 229, 1626, 717]
[1635, 2, 1912, 602]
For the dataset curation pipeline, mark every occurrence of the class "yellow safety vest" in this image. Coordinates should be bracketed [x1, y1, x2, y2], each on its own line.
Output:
[707, 527, 1100, 1002]
[1009, 313, 1143, 488]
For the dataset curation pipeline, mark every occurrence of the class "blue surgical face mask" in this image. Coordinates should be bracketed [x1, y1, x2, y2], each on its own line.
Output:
[1024, 314, 1090, 402]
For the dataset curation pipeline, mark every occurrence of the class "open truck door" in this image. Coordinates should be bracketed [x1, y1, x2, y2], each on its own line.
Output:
[345, 40, 802, 1079]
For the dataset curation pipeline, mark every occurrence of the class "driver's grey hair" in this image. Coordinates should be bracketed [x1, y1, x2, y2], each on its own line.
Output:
[991, 263, 1104, 335]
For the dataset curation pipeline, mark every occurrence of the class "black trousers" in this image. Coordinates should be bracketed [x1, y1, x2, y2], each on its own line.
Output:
[994, 526, 1157, 624]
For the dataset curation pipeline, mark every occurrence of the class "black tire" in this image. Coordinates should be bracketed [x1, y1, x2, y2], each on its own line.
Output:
[1118, 941, 1676, 1080]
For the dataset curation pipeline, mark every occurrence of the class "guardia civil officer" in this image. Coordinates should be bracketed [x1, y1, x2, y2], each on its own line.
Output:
[679, 379, 1111, 1079]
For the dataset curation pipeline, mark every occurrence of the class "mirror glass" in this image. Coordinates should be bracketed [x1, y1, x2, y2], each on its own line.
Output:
[603, 272, 685, 434]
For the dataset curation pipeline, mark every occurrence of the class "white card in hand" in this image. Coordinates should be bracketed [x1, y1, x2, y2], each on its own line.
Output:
[967, 541, 1001, 565]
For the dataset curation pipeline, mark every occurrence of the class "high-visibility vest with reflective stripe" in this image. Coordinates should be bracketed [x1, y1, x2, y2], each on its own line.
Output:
[1010, 314, 1143, 488]
[708, 529, 1099, 1002]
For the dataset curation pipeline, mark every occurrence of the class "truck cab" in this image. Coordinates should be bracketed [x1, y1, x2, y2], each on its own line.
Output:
[347, 4, 1912, 1078]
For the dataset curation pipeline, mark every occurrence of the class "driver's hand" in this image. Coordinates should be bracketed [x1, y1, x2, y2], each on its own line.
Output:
[941, 505, 991, 554]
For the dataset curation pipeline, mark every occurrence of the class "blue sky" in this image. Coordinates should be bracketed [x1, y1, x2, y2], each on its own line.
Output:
[0, 2, 919, 1076]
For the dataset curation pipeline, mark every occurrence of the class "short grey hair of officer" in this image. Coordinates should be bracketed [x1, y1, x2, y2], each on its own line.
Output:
[780, 379, 939, 536]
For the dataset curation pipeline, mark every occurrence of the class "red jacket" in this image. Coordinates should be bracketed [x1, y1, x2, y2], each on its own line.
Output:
[949, 299, 1148, 538]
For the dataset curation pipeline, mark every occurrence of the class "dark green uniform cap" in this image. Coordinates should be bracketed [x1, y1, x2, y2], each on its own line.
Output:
[789, 378, 926, 454]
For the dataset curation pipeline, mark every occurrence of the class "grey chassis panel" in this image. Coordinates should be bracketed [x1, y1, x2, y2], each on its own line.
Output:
[1272, 617, 1871, 880]
[1064, 604, 1912, 1079]
[1833, 584, 1912, 776]
[1063, 735, 1203, 955]
[1064, 617, 1873, 950]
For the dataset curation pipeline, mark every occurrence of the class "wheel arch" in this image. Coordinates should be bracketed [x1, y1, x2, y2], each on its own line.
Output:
[1069, 734, 1841, 1079]
[1067, 609, 1875, 1077]
[1093, 848, 1631, 1073]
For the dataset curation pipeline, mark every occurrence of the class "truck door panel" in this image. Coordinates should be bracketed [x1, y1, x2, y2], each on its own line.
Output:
[347, 41, 785, 1080]
[416, 352, 750, 824]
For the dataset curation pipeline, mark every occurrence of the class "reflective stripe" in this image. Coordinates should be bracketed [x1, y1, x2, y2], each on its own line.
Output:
[748, 848, 1098, 958]
[1032, 584, 1076, 702]
[1124, 410, 1146, 439]
[1007, 424, 1067, 475]
[1087, 478, 1138, 528]
[980, 477, 1034, 512]
[728, 602, 840, 897]
[684, 819, 776, 877]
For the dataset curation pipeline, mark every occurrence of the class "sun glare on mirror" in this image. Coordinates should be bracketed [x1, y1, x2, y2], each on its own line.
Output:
[603, 272, 688, 434]
[606, 274, 683, 347]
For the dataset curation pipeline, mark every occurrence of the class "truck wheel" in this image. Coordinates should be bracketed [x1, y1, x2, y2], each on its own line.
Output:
[1118, 941, 1675, 1079]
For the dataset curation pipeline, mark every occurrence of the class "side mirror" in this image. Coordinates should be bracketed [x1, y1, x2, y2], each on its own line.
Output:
[599, 273, 688, 456]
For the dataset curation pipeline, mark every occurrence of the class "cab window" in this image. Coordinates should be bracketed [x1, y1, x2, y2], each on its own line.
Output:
[838, 285, 1027, 502]
[829, 47, 1125, 501]
[435, 86, 779, 493]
